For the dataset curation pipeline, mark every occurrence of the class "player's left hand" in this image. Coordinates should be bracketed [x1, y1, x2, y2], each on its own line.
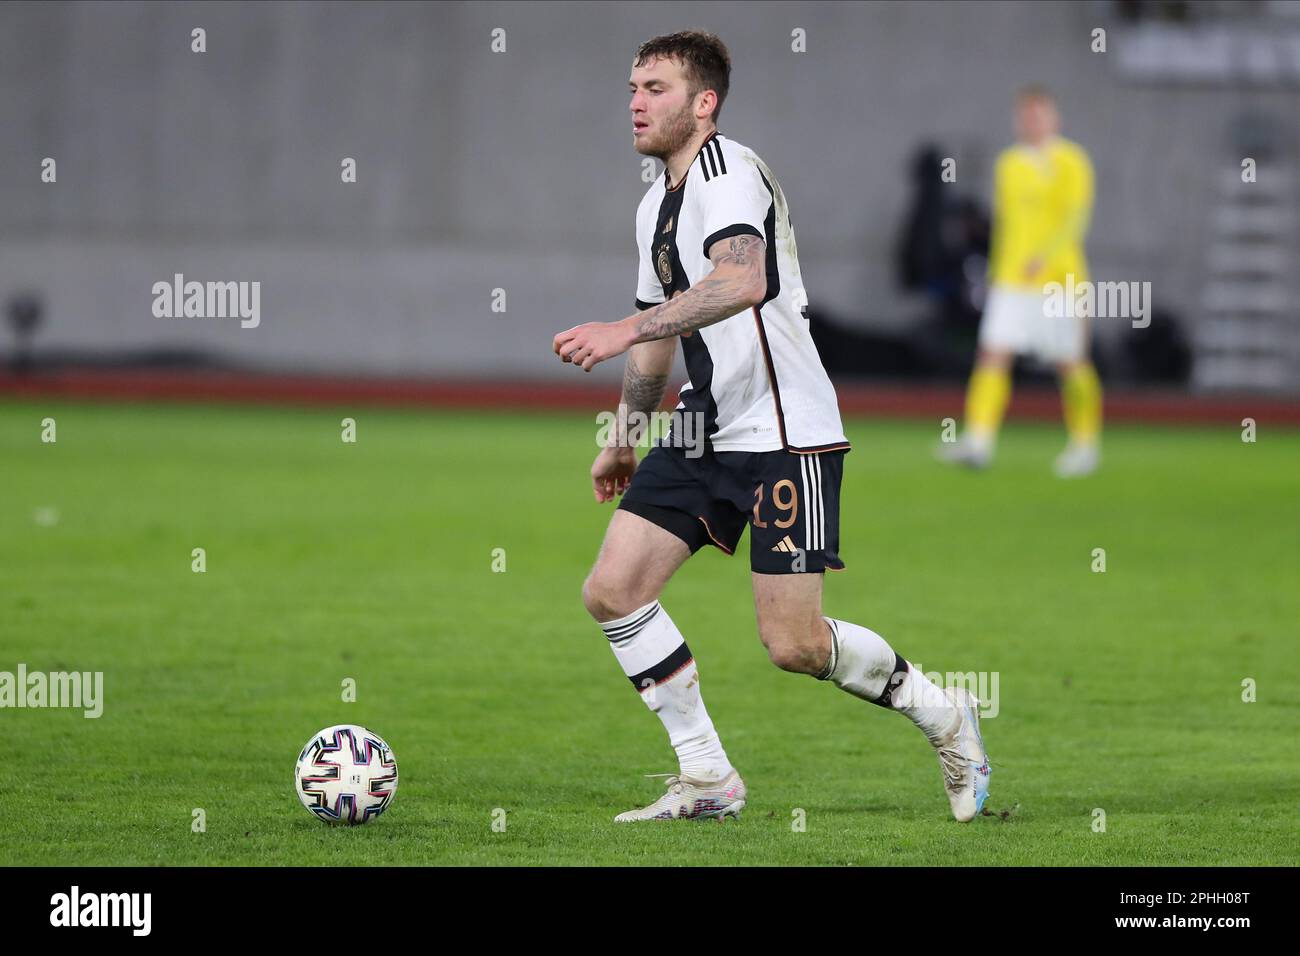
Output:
[552, 320, 635, 372]
[1022, 256, 1045, 281]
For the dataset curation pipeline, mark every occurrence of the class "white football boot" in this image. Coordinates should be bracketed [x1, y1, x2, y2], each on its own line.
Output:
[936, 435, 992, 470]
[1053, 442, 1099, 478]
[932, 686, 991, 822]
[614, 770, 747, 822]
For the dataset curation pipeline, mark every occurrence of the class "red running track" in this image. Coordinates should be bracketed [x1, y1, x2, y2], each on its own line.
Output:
[0, 368, 1297, 426]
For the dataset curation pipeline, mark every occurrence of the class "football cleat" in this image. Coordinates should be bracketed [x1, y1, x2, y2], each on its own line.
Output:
[932, 686, 991, 822]
[1053, 442, 1100, 478]
[936, 436, 992, 470]
[614, 770, 746, 822]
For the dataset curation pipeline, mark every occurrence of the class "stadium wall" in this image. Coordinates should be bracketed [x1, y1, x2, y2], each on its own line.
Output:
[2, 1, 1298, 385]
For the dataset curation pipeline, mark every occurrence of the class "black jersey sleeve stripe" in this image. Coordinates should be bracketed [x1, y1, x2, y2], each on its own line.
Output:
[700, 144, 716, 181]
[635, 298, 662, 311]
[694, 134, 727, 182]
[701, 223, 763, 260]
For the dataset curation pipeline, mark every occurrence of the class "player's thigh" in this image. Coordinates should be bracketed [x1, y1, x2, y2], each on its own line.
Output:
[746, 450, 846, 575]
[582, 508, 692, 620]
[745, 449, 845, 648]
[751, 571, 825, 653]
[979, 286, 1036, 357]
[1053, 308, 1089, 365]
[1030, 291, 1088, 365]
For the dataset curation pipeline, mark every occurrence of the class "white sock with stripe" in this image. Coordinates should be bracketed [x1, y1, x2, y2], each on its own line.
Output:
[601, 600, 734, 783]
[820, 618, 959, 743]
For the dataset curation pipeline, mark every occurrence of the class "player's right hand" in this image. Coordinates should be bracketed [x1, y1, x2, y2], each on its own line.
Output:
[591, 446, 638, 503]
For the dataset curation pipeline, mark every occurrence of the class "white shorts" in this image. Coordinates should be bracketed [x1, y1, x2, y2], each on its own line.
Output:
[978, 285, 1087, 364]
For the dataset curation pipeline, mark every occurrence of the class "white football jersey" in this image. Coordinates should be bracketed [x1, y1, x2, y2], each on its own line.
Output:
[634, 132, 849, 454]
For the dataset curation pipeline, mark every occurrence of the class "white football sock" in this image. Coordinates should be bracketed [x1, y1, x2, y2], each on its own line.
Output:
[821, 618, 959, 744]
[891, 664, 961, 744]
[601, 600, 733, 783]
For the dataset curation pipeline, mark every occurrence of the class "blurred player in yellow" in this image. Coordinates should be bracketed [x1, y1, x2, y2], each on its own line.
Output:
[941, 87, 1102, 477]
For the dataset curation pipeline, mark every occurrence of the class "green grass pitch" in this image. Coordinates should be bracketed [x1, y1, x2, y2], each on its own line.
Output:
[2, 398, 1297, 866]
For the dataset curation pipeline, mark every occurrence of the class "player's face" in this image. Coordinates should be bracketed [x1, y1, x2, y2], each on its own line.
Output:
[1016, 97, 1059, 145]
[629, 57, 699, 159]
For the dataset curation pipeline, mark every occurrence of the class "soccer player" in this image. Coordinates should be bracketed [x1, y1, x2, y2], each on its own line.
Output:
[552, 32, 991, 822]
[941, 87, 1101, 476]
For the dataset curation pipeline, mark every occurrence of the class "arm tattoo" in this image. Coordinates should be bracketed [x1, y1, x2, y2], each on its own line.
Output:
[608, 346, 670, 448]
[622, 348, 668, 416]
[714, 234, 760, 267]
[632, 236, 766, 342]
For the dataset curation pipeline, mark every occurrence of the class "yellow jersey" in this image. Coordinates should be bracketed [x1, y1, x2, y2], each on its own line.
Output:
[988, 136, 1093, 291]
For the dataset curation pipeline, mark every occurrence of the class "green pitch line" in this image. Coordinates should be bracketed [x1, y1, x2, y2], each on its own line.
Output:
[1, 399, 1297, 866]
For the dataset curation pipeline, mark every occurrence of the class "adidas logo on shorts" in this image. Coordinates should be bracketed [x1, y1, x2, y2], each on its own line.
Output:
[770, 535, 800, 553]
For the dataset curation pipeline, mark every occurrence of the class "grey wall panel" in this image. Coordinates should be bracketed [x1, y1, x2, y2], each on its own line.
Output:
[1, 1, 1296, 380]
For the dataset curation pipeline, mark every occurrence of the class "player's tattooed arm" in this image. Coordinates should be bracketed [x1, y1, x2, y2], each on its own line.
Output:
[551, 235, 765, 373]
[628, 234, 768, 343]
[622, 338, 674, 415]
[607, 337, 676, 447]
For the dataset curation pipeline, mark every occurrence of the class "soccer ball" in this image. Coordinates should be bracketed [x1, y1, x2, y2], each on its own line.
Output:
[293, 724, 399, 825]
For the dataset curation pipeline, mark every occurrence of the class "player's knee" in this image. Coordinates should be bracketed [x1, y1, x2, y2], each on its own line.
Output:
[581, 569, 642, 623]
[764, 640, 800, 673]
[760, 629, 820, 675]
[580, 571, 611, 620]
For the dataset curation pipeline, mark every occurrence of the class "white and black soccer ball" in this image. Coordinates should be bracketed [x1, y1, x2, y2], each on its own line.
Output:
[293, 724, 399, 825]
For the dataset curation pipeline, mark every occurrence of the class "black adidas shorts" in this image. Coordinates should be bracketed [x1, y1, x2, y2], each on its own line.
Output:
[618, 442, 847, 574]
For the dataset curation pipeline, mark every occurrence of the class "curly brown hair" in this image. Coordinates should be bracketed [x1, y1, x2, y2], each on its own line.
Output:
[634, 31, 731, 122]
